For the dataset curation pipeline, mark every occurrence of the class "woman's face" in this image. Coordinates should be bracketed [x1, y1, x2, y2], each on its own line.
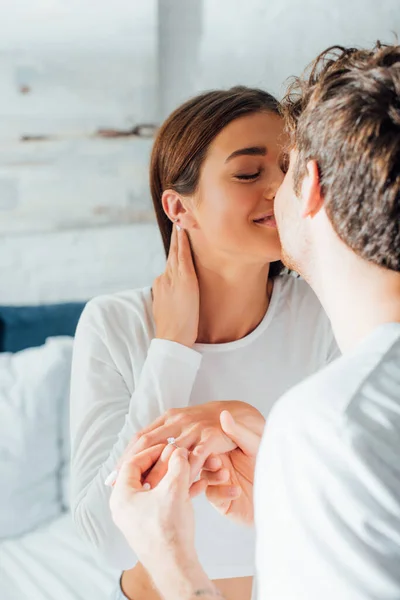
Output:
[188, 111, 287, 265]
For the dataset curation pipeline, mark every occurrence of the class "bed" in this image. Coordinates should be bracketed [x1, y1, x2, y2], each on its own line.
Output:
[0, 513, 119, 600]
[0, 303, 120, 600]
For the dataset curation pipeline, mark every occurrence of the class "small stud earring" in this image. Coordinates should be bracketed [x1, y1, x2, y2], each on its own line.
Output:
[174, 219, 182, 232]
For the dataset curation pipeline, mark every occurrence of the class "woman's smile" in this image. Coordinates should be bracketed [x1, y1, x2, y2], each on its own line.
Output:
[252, 212, 277, 228]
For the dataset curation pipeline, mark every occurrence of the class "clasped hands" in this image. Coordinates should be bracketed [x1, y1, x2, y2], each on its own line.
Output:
[109, 400, 265, 584]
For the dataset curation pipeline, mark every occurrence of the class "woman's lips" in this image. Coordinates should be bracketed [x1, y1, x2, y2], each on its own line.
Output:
[253, 215, 277, 228]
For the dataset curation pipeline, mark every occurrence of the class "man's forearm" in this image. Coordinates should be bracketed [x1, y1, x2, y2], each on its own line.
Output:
[161, 583, 225, 600]
[190, 589, 225, 598]
[147, 554, 225, 600]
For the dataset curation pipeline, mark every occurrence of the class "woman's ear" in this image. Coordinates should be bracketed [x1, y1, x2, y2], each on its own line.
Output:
[161, 189, 198, 229]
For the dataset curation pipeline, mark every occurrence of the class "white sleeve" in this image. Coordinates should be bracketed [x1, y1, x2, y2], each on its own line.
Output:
[255, 389, 400, 600]
[70, 300, 202, 569]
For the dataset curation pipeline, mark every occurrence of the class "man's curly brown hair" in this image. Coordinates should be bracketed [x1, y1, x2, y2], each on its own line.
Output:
[281, 42, 400, 272]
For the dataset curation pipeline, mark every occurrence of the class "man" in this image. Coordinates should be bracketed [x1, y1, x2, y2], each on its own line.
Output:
[110, 42, 400, 599]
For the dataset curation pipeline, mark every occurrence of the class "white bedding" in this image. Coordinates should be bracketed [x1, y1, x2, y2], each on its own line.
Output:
[0, 513, 119, 600]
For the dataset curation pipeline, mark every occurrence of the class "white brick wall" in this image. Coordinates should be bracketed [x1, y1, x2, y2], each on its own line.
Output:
[0, 1, 163, 305]
[1, 0, 399, 305]
[0, 223, 165, 304]
[158, 0, 400, 115]
[0, 1, 157, 138]
[0, 137, 155, 235]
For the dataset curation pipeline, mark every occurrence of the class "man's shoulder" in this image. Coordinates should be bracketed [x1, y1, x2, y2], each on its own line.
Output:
[270, 323, 400, 436]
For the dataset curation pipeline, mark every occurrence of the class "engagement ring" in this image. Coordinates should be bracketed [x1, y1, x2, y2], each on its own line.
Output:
[167, 437, 178, 448]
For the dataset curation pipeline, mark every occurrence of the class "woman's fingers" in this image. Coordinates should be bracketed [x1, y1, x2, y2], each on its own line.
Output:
[115, 431, 161, 470]
[174, 424, 203, 452]
[115, 418, 177, 471]
[177, 228, 196, 275]
[129, 423, 181, 455]
[153, 218, 200, 347]
[167, 222, 179, 271]
[134, 413, 167, 440]
[220, 410, 261, 457]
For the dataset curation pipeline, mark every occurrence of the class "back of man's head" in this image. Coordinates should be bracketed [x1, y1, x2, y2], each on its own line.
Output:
[282, 43, 400, 272]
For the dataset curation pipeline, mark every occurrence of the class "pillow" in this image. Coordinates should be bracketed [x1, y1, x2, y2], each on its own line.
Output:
[0, 303, 86, 353]
[0, 337, 74, 539]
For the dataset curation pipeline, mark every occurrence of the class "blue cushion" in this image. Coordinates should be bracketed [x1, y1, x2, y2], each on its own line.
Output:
[0, 303, 86, 353]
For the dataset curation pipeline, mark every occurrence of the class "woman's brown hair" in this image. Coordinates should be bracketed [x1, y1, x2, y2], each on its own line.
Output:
[150, 86, 284, 277]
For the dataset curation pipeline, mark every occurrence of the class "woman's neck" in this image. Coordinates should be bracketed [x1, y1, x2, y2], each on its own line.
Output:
[194, 257, 272, 345]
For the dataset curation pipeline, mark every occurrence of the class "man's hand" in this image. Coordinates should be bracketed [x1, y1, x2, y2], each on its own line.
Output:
[110, 444, 195, 563]
[201, 411, 264, 525]
[118, 401, 264, 487]
[110, 444, 216, 600]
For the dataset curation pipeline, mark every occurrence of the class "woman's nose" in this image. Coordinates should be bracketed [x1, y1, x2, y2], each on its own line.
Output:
[263, 167, 284, 200]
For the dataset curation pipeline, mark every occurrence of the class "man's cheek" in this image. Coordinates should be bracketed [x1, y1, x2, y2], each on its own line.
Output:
[274, 189, 285, 226]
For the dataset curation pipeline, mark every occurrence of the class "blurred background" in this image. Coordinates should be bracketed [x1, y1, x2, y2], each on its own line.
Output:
[1, 0, 399, 304]
[0, 1, 399, 599]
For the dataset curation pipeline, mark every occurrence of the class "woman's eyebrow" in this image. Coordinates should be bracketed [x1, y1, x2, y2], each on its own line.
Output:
[225, 146, 267, 163]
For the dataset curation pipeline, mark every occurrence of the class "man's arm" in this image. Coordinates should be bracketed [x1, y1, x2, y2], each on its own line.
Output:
[110, 444, 227, 600]
[255, 384, 400, 599]
[149, 560, 225, 600]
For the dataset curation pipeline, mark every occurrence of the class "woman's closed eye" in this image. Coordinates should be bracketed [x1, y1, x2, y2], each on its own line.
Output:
[234, 170, 262, 181]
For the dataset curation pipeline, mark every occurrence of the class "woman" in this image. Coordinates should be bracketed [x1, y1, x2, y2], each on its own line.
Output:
[70, 86, 339, 600]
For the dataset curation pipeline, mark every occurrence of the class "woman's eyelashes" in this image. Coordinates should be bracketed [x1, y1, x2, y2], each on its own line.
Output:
[233, 156, 287, 182]
[234, 170, 262, 181]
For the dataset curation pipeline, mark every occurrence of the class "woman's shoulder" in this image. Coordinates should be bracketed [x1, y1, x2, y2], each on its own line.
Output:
[86, 286, 152, 314]
[78, 286, 154, 338]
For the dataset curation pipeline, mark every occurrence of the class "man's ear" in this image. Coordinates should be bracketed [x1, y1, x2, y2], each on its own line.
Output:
[300, 160, 323, 218]
[161, 190, 198, 229]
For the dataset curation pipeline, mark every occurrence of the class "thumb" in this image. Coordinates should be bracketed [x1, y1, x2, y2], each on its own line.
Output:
[159, 447, 190, 495]
[220, 410, 261, 456]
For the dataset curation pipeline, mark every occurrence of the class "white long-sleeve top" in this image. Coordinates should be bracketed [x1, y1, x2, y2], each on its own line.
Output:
[70, 274, 340, 579]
